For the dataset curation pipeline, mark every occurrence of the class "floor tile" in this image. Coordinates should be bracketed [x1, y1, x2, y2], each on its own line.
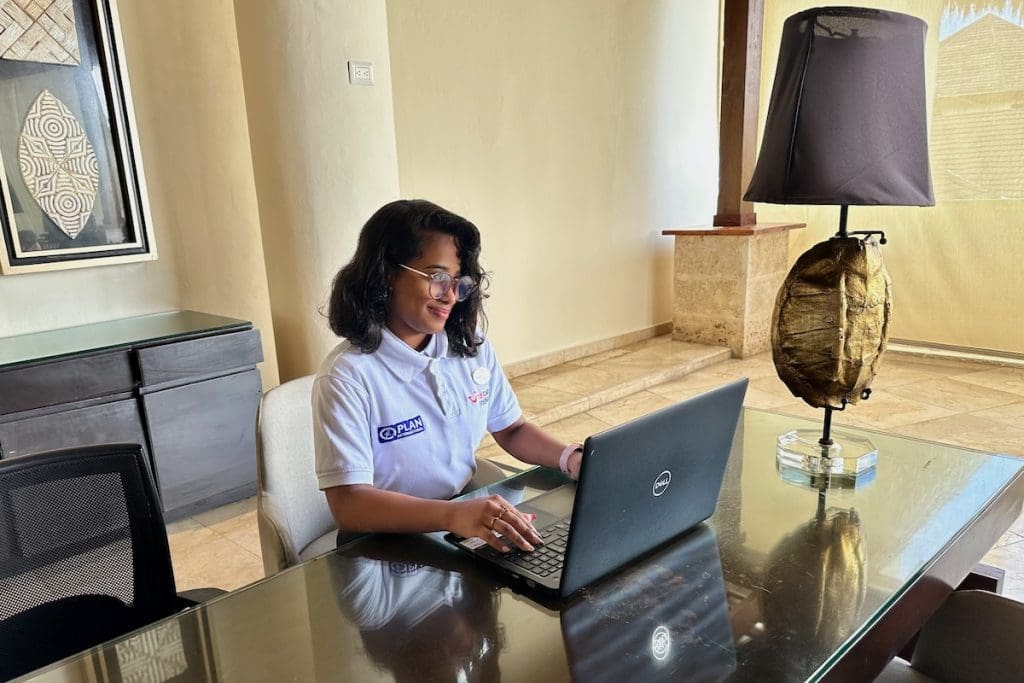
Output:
[648, 369, 743, 402]
[541, 412, 615, 444]
[586, 391, 674, 426]
[870, 361, 965, 389]
[886, 377, 1021, 413]
[891, 413, 1024, 457]
[515, 364, 641, 395]
[166, 516, 203, 535]
[982, 538, 1024, 603]
[170, 533, 264, 593]
[953, 367, 1024, 398]
[193, 496, 256, 528]
[513, 383, 590, 424]
[206, 509, 263, 558]
[565, 348, 633, 366]
[830, 390, 957, 430]
[969, 401, 1024, 430]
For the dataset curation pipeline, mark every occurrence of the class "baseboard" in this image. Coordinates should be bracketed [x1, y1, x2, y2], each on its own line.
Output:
[504, 321, 674, 379]
[888, 339, 1024, 369]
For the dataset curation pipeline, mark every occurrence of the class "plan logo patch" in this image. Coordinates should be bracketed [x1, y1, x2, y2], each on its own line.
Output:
[377, 415, 425, 443]
[389, 562, 424, 577]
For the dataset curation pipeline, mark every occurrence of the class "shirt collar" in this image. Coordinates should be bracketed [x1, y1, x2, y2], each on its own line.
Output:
[376, 328, 450, 382]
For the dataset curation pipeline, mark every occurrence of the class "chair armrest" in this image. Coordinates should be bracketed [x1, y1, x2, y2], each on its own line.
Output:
[177, 587, 229, 608]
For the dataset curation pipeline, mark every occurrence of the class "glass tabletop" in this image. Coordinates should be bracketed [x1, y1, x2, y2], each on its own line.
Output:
[0, 310, 249, 370]
[18, 410, 1024, 683]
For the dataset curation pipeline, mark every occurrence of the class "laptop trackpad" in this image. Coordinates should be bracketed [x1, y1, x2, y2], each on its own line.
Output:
[519, 484, 576, 528]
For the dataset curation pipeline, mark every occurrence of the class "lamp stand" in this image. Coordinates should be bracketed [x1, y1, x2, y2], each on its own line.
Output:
[774, 205, 881, 489]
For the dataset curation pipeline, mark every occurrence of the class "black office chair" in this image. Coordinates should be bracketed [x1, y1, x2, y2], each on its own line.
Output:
[0, 444, 223, 680]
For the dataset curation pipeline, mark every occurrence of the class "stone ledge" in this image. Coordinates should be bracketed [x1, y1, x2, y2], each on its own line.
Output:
[662, 222, 806, 237]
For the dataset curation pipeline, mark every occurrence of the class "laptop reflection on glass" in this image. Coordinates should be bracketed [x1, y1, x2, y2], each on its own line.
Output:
[561, 525, 736, 682]
[445, 378, 747, 598]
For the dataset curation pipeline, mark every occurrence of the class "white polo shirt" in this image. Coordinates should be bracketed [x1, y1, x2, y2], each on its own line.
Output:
[313, 328, 521, 499]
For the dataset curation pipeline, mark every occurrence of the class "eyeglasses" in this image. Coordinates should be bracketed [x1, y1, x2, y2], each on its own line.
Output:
[397, 263, 477, 302]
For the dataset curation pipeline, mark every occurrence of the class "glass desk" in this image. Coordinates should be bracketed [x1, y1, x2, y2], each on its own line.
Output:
[18, 410, 1024, 682]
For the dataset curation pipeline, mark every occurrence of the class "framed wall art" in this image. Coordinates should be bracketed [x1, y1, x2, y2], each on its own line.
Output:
[0, 0, 154, 274]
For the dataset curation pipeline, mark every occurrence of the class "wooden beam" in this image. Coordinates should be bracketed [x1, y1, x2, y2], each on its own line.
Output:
[715, 0, 764, 227]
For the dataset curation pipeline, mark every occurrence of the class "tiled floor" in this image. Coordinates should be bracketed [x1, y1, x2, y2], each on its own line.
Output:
[168, 335, 1024, 601]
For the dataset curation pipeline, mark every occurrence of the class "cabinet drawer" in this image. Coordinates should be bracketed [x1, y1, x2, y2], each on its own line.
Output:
[0, 352, 135, 415]
[142, 369, 261, 518]
[137, 329, 263, 388]
[0, 398, 147, 460]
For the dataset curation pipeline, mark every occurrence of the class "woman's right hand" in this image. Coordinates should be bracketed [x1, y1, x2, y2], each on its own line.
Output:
[447, 495, 542, 553]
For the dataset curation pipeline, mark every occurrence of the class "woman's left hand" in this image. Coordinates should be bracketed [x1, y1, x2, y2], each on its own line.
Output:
[566, 448, 583, 479]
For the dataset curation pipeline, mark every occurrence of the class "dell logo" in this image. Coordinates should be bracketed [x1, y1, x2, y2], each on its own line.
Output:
[651, 625, 671, 661]
[653, 470, 672, 497]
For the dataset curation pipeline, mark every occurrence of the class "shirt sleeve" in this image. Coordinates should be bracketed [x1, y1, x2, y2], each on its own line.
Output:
[483, 340, 522, 433]
[312, 374, 375, 490]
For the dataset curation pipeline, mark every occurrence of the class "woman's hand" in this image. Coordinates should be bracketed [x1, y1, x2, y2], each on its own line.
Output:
[447, 495, 542, 553]
[566, 448, 583, 479]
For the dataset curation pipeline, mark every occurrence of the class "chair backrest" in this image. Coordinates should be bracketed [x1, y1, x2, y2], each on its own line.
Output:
[256, 374, 335, 574]
[0, 444, 179, 679]
[911, 589, 1024, 683]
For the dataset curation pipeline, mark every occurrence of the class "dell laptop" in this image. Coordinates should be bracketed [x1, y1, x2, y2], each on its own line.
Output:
[445, 377, 748, 598]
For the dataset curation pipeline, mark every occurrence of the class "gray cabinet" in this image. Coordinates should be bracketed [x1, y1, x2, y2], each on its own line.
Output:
[0, 311, 263, 520]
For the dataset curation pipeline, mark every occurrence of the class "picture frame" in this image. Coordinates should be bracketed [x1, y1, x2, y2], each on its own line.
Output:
[0, 0, 155, 274]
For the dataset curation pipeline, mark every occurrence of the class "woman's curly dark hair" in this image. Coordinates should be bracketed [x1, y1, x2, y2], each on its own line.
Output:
[328, 199, 490, 357]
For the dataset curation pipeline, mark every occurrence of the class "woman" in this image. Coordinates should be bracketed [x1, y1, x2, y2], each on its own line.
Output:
[314, 199, 582, 554]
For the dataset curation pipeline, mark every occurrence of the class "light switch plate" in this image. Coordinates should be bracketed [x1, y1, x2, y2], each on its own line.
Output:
[348, 61, 374, 86]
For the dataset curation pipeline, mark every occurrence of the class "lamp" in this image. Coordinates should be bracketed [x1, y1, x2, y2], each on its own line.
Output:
[744, 7, 935, 485]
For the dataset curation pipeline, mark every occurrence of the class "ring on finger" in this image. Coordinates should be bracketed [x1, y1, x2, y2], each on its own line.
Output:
[496, 505, 509, 522]
[487, 516, 498, 530]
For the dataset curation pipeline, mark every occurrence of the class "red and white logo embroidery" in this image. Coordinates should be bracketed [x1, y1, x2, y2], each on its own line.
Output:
[467, 389, 489, 405]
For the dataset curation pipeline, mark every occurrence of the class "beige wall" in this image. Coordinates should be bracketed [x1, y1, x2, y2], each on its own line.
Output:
[386, 0, 722, 363]
[758, 2, 1024, 355]
[235, 0, 400, 381]
[0, 0, 281, 389]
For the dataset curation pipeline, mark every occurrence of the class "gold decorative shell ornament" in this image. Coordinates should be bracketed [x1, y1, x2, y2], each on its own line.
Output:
[772, 237, 892, 410]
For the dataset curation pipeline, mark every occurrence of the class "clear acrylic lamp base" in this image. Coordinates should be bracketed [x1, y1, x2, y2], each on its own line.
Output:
[776, 429, 878, 489]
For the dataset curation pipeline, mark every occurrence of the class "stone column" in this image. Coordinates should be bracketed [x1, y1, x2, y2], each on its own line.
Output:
[662, 224, 804, 357]
[234, 0, 400, 381]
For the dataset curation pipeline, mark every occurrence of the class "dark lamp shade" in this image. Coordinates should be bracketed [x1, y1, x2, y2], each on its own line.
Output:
[744, 7, 935, 206]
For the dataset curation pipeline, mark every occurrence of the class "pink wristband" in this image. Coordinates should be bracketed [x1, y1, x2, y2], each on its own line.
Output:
[559, 443, 583, 474]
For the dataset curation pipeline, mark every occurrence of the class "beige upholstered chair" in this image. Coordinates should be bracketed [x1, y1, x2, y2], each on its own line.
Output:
[876, 590, 1024, 683]
[256, 374, 508, 574]
[256, 375, 333, 574]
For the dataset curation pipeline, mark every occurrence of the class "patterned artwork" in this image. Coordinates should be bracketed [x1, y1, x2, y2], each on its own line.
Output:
[0, 0, 80, 65]
[114, 620, 189, 683]
[18, 89, 98, 239]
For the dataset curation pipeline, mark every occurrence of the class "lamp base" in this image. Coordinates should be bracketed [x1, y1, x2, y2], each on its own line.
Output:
[776, 429, 878, 489]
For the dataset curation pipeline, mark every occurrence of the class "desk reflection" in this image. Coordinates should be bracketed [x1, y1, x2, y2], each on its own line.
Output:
[562, 525, 735, 683]
[332, 525, 735, 683]
[331, 536, 503, 683]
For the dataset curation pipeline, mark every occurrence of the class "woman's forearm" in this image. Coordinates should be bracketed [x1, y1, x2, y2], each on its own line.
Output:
[491, 418, 583, 478]
[324, 482, 543, 552]
[325, 484, 454, 533]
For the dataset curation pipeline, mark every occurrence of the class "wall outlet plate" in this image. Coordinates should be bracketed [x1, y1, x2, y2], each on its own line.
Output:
[348, 61, 374, 86]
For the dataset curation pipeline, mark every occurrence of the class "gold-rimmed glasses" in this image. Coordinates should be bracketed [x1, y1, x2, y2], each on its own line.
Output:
[397, 264, 477, 302]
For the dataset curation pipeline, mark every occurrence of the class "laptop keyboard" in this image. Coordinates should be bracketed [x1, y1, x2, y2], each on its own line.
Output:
[481, 519, 571, 578]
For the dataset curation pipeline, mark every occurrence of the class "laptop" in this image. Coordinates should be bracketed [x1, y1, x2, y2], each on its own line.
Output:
[561, 525, 736, 682]
[445, 378, 747, 598]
